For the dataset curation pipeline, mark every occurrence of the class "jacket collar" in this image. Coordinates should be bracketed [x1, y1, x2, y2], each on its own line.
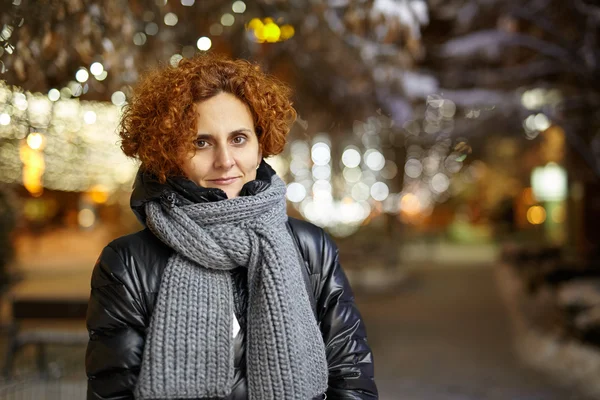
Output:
[130, 160, 276, 225]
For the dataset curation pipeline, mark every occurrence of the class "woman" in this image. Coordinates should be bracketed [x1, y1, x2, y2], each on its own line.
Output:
[86, 53, 378, 400]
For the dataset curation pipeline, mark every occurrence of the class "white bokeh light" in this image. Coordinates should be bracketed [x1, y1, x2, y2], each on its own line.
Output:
[0, 113, 11, 125]
[343, 167, 362, 183]
[90, 62, 104, 76]
[95, 70, 108, 81]
[286, 182, 307, 203]
[370, 182, 389, 201]
[312, 164, 331, 180]
[365, 150, 385, 171]
[111, 91, 126, 106]
[342, 147, 361, 168]
[431, 173, 450, 193]
[311, 142, 331, 166]
[534, 113, 551, 131]
[75, 69, 89, 83]
[405, 159, 423, 178]
[170, 54, 183, 67]
[197, 36, 212, 51]
[221, 13, 235, 26]
[48, 88, 60, 101]
[232, 1, 246, 13]
[133, 32, 147, 46]
[164, 13, 178, 26]
[13, 92, 28, 110]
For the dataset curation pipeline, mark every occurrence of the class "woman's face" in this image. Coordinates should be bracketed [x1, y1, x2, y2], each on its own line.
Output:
[180, 92, 262, 199]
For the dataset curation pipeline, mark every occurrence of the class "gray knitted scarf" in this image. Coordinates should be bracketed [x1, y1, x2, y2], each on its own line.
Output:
[134, 175, 329, 400]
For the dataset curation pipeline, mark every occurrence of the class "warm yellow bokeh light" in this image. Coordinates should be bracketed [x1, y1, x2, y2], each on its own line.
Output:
[280, 24, 295, 40]
[400, 193, 421, 215]
[88, 184, 109, 204]
[247, 18, 293, 43]
[248, 18, 263, 31]
[20, 143, 45, 196]
[263, 22, 280, 43]
[527, 205, 546, 225]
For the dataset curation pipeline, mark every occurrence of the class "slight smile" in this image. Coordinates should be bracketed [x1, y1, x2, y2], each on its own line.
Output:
[208, 177, 240, 185]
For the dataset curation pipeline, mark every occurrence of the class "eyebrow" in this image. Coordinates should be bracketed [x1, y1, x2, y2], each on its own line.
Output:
[196, 128, 253, 140]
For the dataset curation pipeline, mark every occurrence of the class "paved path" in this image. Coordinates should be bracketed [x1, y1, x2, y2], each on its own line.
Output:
[355, 266, 593, 400]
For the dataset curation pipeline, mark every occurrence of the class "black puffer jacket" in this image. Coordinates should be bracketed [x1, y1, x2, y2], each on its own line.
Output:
[85, 163, 378, 399]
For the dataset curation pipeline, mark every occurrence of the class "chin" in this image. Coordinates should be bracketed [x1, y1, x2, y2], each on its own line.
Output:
[222, 186, 242, 199]
[225, 190, 240, 199]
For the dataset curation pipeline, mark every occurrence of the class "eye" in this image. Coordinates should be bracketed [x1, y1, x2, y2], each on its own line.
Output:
[194, 139, 208, 148]
[232, 135, 247, 145]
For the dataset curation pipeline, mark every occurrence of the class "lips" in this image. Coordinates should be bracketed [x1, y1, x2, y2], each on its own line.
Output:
[208, 177, 240, 185]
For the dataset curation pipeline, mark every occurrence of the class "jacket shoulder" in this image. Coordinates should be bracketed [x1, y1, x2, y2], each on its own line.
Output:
[94, 228, 170, 295]
[287, 217, 339, 276]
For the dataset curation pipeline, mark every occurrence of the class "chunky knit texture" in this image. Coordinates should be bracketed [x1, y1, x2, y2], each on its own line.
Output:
[134, 175, 329, 400]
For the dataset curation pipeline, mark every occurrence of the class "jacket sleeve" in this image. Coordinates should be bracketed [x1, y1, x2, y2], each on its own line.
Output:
[86, 244, 147, 400]
[317, 232, 378, 399]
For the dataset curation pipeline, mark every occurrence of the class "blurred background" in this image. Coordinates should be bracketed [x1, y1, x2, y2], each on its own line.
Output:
[1, 0, 600, 399]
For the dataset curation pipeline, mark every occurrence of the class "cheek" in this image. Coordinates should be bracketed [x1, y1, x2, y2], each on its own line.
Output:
[184, 154, 209, 179]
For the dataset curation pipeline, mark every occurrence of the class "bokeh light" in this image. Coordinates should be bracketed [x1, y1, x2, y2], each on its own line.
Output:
[75, 69, 89, 83]
[365, 150, 385, 171]
[232, 1, 246, 13]
[527, 205, 546, 225]
[164, 13, 178, 26]
[221, 13, 235, 27]
[90, 62, 104, 76]
[286, 182, 306, 203]
[111, 91, 126, 106]
[197, 37, 212, 51]
[370, 182, 389, 201]
[26, 133, 44, 150]
[311, 142, 331, 165]
[342, 147, 361, 168]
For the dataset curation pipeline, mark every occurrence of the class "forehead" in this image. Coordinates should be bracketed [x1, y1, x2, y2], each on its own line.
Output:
[194, 92, 254, 132]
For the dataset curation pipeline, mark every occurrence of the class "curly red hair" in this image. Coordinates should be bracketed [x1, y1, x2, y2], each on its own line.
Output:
[119, 53, 297, 182]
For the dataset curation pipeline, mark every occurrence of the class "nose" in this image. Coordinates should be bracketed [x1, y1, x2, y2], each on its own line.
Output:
[214, 146, 235, 169]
